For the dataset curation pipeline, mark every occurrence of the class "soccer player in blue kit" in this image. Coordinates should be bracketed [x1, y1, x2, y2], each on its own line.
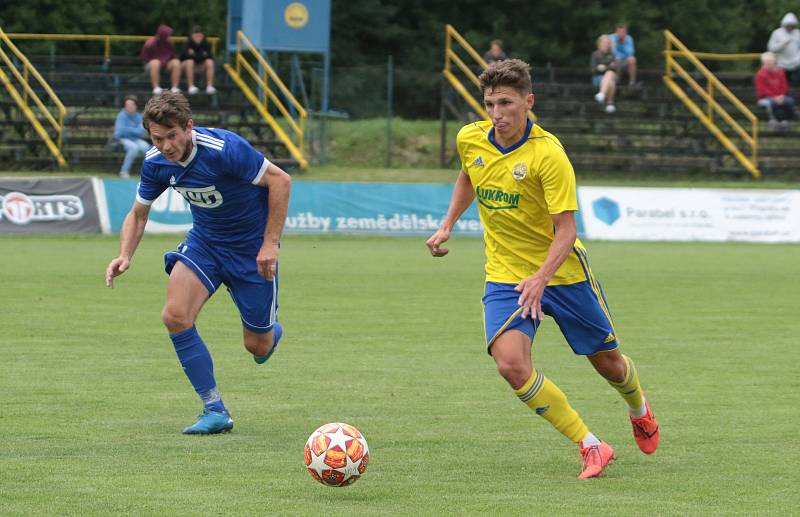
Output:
[105, 92, 291, 434]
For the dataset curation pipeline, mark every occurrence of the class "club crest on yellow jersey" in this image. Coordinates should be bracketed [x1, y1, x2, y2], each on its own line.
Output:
[512, 163, 528, 181]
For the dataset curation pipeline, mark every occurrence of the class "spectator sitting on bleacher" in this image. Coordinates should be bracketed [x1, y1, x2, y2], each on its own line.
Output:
[180, 26, 217, 95]
[767, 13, 800, 85]
[755, 52, 796, 132]
[609, 23, 637, 86]
[141, 24, 181, 96]
[113, 95, 151, 179]
[483, 39, 507, 65]
[591, 35, 619, 114]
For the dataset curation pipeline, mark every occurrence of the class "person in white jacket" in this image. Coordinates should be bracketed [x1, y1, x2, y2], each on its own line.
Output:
[768, 13, 800, 83]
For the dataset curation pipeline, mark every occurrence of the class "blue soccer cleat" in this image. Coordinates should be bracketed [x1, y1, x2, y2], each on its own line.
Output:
[182, 409, 234, 435]
[254, 322, 283, 365]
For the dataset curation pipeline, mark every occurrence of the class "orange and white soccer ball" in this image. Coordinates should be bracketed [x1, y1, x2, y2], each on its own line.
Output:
[304, 422, 369, 487]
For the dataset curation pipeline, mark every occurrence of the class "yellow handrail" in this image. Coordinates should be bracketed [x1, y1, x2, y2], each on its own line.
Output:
[663, 30, 760, 178]
[236, 54, 303, 136]
[235, 31, 307, 120]
[6, 33, 220, 62]
[443, 25, 536, 122]
[684, 52, 761, 61]
[447, 48, 483, 89]
[0, 28, 67, 167]
[447, 27, 489, 69]
[224, 30, 307, 168]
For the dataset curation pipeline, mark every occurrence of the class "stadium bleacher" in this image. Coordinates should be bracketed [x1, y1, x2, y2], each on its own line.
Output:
[444, 66, 799, 178]
[1, 53, 797, 177]
[0, 54, 298, 171]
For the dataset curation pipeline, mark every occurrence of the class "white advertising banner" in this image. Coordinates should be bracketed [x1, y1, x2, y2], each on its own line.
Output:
[578, 187, 800, 243]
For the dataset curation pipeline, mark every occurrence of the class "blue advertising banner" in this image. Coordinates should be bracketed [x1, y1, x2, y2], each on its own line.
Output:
[285, 182, 482, 235]
[100, 179, 590, 238]
[100, 180, 485, 236]
[103, 179, 193, 234]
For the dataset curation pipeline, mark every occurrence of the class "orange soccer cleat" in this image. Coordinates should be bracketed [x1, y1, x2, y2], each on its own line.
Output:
[578, 441, 615, 479]
[630, 396, 660, 454]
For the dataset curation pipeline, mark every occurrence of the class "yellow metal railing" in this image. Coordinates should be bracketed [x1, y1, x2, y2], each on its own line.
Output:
[443, 25, 535, 122]
[223, 31, 307, 169]
[663, 30, 760, 178]
[0, 27, 67, 167]
[6, 33, 220, 62]
[688, 52, 761, 62]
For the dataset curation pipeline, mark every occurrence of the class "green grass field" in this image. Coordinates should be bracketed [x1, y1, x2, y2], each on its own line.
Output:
[2, 234, 798, 516]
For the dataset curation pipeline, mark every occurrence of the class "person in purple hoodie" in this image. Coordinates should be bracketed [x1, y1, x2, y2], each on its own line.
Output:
[141, 25, 181, 95]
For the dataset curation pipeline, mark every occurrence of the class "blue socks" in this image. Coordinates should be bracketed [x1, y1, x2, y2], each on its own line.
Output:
[170, 326, 226, 414]
[254, 322, 283, 364]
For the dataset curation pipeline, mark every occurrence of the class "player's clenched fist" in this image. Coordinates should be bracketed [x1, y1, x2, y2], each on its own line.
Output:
[105, 256, 130, 288]
[257, 242, 279, 280]
[426, 227, 451, 257]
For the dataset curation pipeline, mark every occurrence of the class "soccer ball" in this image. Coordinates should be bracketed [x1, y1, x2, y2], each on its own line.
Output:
[304, 422, 369, 487]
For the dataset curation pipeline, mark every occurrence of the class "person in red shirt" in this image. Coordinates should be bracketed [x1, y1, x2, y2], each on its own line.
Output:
[141, 25, 181, 96]
[755, 51, 796, 130]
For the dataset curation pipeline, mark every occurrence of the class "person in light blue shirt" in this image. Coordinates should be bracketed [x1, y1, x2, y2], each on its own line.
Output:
[113, 95, 151, 178]
[609, 23, 637, 85]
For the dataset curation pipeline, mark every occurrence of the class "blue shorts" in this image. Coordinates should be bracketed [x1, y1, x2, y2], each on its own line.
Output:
[482, 281, 618, 356]
[164, 237, 278, 334]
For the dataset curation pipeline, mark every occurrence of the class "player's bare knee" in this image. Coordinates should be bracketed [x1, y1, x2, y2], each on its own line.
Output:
[591, 354, 625, 383]
[161, 306, 194, 333]
[242, 339, 265, 355]
[495, 360, 531, 390]
[244, 330, 273, 355]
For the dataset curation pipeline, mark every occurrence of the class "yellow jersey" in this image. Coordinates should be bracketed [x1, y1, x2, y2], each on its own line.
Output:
[457, 119, 588, 286]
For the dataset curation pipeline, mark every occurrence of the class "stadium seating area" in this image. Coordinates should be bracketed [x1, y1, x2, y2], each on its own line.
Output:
[1, 54, 797, 177]
[0, 54, 299, 171]
[448, 66, 799, 178]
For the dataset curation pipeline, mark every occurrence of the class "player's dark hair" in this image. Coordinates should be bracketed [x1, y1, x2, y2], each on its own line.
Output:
[143, 92, 192, 132]
[479, 58, 533, 96]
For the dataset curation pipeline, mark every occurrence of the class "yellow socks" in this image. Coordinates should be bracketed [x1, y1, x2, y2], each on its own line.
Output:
[512, 356, 647, 444]
[608, 354, 645, 415]
[514, 369, 589, 444]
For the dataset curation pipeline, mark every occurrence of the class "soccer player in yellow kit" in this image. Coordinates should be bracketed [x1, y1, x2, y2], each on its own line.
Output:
[426, 59, 659, 479]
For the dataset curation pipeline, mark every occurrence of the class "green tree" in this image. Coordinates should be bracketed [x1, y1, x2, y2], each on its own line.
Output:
[106, 0, 226, 41]
[0, 0, 113, 34]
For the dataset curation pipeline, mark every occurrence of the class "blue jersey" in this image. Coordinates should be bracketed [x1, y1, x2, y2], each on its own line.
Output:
[609, 33, 635, 60]
[137, 127, 270, 250]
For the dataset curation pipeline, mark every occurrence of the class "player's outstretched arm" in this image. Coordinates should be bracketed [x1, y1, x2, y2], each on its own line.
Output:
[426, 170, 475, 257]
[256, 162, 291, 280]
[106, 201, 151, 288]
